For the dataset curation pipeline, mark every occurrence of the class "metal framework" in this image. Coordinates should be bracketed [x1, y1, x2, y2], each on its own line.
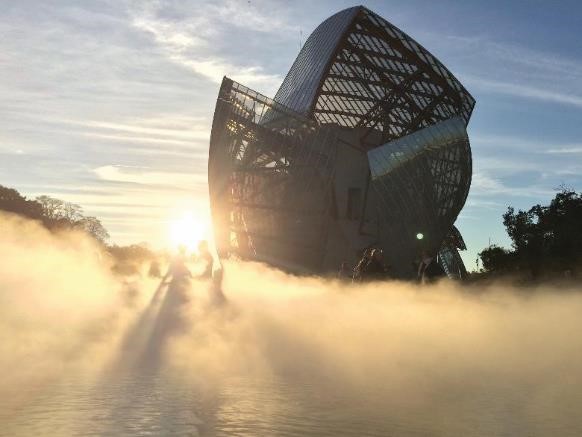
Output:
[208, 79, 337, 271]
[209, 6, 475, 278]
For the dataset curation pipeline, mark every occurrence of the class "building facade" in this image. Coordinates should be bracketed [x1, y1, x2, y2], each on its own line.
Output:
[208, 6, 475, 279]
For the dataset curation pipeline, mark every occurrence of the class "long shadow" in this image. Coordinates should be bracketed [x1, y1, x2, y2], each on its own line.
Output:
[139, 276, 192, 371]
[108, 272, 183, 373]
[109, 265, 229, 374]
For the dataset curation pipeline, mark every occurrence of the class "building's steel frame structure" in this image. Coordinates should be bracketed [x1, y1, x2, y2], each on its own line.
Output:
[209, 6, 475, 278]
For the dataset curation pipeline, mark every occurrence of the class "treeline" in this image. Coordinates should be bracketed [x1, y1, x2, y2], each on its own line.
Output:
[0, 184, 109, 242]
[478, 188, 582, 280]
[0, 184, 159, 275]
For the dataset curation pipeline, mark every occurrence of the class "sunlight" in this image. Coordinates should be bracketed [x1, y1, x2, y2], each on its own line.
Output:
[167, 212, 208, 252]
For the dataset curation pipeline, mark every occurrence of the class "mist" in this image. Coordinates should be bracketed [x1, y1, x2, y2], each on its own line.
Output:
[1, 212, 581, 436]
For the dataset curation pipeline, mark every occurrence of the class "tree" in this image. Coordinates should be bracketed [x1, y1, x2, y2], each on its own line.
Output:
[77, 216, 110, 243]
[62, 202, 83, 222]
[1, 185, 111, 244]
[0, 185, 44, 220]
[35, 195, 65, 221]
[481, 188, 582, 277]
[478, 245, 514, 273]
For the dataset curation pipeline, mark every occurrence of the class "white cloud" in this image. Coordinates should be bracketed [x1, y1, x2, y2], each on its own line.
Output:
[132, 17, 205, 49]
[174, 55, 282, 89]
[545, 146, 582, 154]
[94, 164, 203, 187]
[463, 75, 582, 109]
[445, 35, 582, 80]
[470, 172, 554, 198]
[432, 34, 582, 109]
[80, 119, 210, 141]
[129, 2, 284, 92]
[465, 198, 503, 209]
[211, 0, 300, 34]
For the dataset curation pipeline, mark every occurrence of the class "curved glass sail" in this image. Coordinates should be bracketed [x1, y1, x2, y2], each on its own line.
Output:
[368, 117, 468, 178]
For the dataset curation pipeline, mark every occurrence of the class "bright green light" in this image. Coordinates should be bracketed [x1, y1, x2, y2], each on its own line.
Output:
[416, 233, 424, 240]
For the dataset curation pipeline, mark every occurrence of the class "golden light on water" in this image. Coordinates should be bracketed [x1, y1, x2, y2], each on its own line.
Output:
[3, 211, 582, 435]
[167, 212, 209, 252]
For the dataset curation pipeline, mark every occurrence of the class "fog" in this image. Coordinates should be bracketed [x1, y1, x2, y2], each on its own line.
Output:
[1, 211, 581, 436]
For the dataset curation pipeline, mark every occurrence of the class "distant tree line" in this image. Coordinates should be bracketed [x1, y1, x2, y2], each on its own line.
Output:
[0, 184, 161, 275]
[478, 188, 582, 279]
[0, 184, 109, 242]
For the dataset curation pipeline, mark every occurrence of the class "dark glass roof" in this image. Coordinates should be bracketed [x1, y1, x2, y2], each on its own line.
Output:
[273, 6, 475, 147]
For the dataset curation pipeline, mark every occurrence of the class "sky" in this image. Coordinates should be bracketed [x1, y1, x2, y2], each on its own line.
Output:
[1, 0, 581, 268]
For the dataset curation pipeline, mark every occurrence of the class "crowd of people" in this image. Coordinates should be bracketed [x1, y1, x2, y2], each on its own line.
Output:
[338, 247, 446, 284]
[162, 240, 445, 294]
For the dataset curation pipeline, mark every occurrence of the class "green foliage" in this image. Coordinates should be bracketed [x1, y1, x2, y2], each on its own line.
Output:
[480, 188, 582, 278]
[478, 245, 513, 273]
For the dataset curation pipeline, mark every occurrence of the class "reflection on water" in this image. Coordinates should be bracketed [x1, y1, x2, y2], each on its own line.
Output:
[2, 259, 582, 436]
[2, 370, 581, 436]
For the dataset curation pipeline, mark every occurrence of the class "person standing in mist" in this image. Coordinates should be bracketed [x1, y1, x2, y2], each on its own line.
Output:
[197, 240, 213, 279]
[361, 248, 390, 281]
[337, 261, 352, 281]
[197, 240, 227, 305]
[417, 250, 445, 284]
[167, 245, 192, 284]
[353, 247, 373, 282]
[353, 248, 390, 282]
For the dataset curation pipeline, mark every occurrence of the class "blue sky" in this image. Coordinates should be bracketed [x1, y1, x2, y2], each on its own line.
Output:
[1, 0, 581, 268]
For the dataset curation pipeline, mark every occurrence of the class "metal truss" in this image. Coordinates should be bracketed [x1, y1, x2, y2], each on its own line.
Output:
[274, 6, 475, 148]
[209, 78, 337, 271]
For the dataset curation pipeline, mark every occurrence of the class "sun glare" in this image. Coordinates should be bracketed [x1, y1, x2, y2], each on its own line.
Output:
[168, 213, 208, 252]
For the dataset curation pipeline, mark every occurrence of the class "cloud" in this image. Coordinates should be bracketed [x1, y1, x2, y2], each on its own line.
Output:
[131, 1, 288, 94]
[129, 1, 284, 92]
[173, 56, 282, 89]
[469, 135, 582, 182]
[465, 198, 504, 209]
[445, 35, 582, 79]
[432, 34, 582, 109]
[471, 172, 554, 198]
[94, 164, 204, 187]
[544, 146, 582, 154]
[211, 0, 300, 34]
[464, 75, 582, 108]
[471, 134, 582, 155]
[80, 119, 210, 141]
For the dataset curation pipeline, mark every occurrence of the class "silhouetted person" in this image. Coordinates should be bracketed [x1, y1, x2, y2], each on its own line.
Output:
[417, 250, 445, 284]
[167, 245, 192, 285]
[361, 248, 389, 281]
[353, 247, 373, 282]
[148, 260, 161, 278]
[197, 240, 213, 279]
[208, 264, 227, 306]
[337, 262, 351, 281]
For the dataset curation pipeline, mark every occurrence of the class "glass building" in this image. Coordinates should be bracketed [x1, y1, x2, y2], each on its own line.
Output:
[208, 6, 475, 279]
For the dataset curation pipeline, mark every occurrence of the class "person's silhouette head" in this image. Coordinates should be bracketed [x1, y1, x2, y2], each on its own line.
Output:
[372, 248, 383, 261]
[198, 240, 209, 253]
